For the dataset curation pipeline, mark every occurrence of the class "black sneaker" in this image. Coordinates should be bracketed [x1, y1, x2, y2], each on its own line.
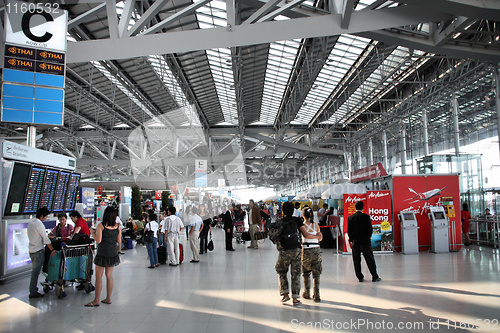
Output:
[372, 277, 382, 282]
[29, 292, 45, 299]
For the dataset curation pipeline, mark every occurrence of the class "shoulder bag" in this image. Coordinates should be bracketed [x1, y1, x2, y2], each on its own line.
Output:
[207, 232, 214, 251]
[144, 222, 155, 243]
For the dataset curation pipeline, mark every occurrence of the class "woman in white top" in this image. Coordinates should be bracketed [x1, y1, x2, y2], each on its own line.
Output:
[312, 204, 321, 224]
[144, 213, 159, 268]
[301, 208, 323, 302]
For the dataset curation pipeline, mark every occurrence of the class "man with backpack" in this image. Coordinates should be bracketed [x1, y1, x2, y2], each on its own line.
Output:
[270, 201, 322, 305]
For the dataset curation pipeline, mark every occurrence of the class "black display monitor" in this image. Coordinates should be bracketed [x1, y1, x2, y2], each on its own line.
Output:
[39, 169, 59, 211]
[4, 163, 31, 216]
[64, 173, 81, 212]
[22, 166, 47, 214]
[52, 171, 71, 212]
[433, 211, 446, 220]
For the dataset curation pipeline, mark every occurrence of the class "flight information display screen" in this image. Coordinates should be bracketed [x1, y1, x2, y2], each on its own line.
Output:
[64, 173, 81, 212]
[23, 166, 46, 214]
[4, 163, 31, 216]
[52, 171, 71, 212]
[39, 169, 59, 210]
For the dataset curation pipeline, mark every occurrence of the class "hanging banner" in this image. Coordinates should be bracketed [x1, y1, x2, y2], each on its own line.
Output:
[79, 187, 94, 227]
[366, 190, 393, 252]
[350, 163, 388, 182]
[342, 193, 366, 252]
[195, 159, 207, 187]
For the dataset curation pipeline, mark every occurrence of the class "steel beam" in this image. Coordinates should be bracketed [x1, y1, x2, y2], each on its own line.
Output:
[399, 0, 500, 20]
[246, 133, 344, 155]
[432, 16, 474, 46]
[495, 67, 500, 161]
[139, 0, 212, 36]
[123, 0, 171, 37]
[67, 6, 452, 63]
[358, 30, 500, 62]
[68, 3, 107, 30]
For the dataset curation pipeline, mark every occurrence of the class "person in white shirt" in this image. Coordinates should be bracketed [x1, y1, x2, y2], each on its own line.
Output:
[165, 206, 184, 266]
[27, 207, 56, 298]
[144, 213, 159, 268]
[292, 202, 302, 218]
[158, 211, 167, 248]
[301, 207, 323, 302]
[189, 207, 203, 263]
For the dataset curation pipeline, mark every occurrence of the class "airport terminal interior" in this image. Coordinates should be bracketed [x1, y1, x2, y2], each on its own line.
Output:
[1, 0, 500, 332]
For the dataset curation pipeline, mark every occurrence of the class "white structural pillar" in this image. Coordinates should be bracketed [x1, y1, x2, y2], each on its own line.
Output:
[368, 138, 374, 165]
[451, 92, 460, 156]
[495, 67, 500, 161]
[27, 126, 37, 148]
[422, 109, 430, 156]
[401, 126, 407, 174]
[382, 130, 388, 171]
[358, 144, 362, 169]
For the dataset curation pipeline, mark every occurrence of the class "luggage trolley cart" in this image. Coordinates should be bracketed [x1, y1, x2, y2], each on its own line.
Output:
[233, 221, 246, 244]
[42, 244, 94, 299]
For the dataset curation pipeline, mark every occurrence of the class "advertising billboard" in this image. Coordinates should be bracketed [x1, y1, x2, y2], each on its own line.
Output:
[392, 175, 461, 252]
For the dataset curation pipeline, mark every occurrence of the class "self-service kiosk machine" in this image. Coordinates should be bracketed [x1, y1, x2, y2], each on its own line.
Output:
[399, 211, 419, 254]
[428, 206, 449, 253]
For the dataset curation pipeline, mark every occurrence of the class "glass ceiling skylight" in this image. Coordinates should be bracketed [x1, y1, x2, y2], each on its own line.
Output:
[148, 55, 189, 107]
[293, 35, 370, 125]
[91, 61, 156, 119]
[329, 46, 427, 125]
[196, 1, 238, 125]
[260, 39, 302, 125]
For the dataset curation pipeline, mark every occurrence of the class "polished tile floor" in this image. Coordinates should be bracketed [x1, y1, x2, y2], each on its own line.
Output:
[1, 229, 499, 333]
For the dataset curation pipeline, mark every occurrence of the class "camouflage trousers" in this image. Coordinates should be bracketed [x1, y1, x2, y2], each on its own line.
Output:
[275, 248, 302, 298]
[302, 247, 322, 299]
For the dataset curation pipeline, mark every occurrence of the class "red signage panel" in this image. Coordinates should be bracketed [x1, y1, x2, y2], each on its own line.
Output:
[366, 190, 393, 251]
[392, 175, 461, 252]
[350, 163, 388, 182]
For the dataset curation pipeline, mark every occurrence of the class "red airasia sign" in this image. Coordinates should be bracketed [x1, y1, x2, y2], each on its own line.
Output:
[351, 163, 388, 182]
[366, 190, 393, 251]
[392, 174, 461, 252]
[342, 191, 393, 252]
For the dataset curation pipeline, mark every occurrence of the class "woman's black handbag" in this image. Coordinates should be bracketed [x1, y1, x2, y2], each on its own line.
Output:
[207, 232, 214, 251]
[143, 223, 154, 243]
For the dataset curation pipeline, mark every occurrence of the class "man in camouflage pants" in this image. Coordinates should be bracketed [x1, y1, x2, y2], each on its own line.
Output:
[275, 201, 321, 305]
[276, 247, 302, 302]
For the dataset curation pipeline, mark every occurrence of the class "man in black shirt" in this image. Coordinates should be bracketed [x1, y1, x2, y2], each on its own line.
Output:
[224, 204, 235, 251]
[347, 201, 381, 283]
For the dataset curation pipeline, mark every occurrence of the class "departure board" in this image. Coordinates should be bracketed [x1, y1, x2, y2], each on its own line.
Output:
[64, 173, 81, 212]
[39, 169, 59, 210]
[52, 171, 70, 212]
[23, 166, 46, 214]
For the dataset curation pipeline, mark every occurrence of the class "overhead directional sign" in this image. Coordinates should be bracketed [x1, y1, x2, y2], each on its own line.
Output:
[4, 0, 68, 52]
[1, 0, 68, 127]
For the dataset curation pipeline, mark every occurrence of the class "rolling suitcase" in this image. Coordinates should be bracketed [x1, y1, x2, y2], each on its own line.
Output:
[179, 243, 184, 264]
[157, 246, 167, 264]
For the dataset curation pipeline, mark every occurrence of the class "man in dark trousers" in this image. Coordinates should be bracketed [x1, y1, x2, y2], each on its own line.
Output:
[347, 201, 381, 283]
[224, 204, 235, 251]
